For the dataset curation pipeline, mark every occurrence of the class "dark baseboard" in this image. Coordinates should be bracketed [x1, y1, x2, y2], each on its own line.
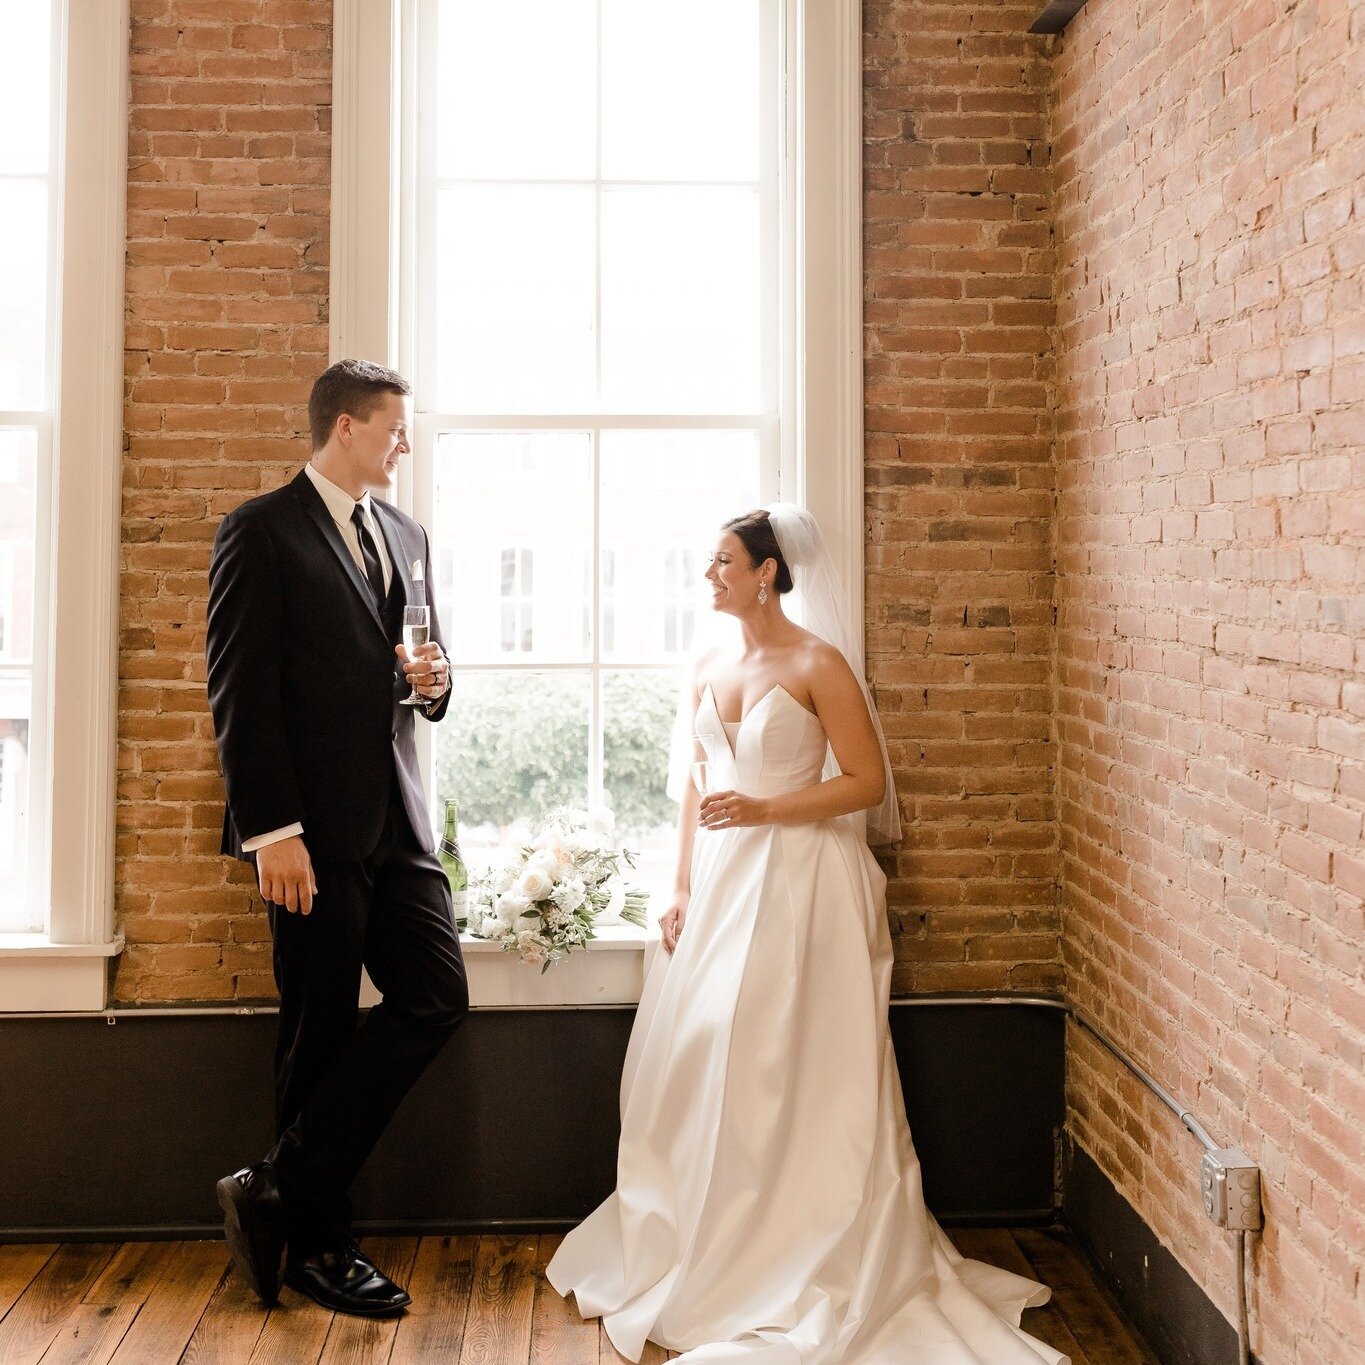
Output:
[0, 1001, 1063, 1240]
[1062, 1134, 1257, 1365]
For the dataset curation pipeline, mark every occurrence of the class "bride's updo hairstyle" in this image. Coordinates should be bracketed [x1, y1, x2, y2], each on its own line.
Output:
[721, 510, 794, 594]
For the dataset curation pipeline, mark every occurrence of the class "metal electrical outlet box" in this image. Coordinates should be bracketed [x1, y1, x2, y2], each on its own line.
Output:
[1200, 1148, 1262, 1230]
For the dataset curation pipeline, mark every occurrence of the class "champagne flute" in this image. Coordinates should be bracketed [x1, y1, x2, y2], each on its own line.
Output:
[400, 604, 430, 706]
[690, 734, 711, 798]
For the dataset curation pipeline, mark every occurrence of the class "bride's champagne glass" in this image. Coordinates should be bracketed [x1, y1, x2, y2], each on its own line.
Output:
[690, 734, 711, 797]
[400, 604, 430, 706]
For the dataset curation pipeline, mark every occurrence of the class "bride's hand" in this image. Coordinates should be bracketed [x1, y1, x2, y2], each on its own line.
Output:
[659, 892, 689, 954]
[698, 790, 768, 831]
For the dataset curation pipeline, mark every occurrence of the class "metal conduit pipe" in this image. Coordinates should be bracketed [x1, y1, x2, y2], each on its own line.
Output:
[2, 991, 1257, 1359]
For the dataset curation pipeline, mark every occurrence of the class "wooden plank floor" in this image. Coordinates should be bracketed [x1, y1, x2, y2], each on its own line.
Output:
[0, 1227, 1157, 1364]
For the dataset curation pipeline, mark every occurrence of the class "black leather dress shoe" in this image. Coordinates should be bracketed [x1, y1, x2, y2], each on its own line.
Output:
[284, 1243, 412, 1318]
[215, 1162, 285, 1308]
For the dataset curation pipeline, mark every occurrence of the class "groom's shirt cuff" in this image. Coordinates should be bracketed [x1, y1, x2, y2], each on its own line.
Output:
[241, 822, 304, 853]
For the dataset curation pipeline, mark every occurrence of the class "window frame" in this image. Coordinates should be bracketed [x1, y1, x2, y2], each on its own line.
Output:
[332, 0, 863, 1007]
[0, 0, 128, 1010]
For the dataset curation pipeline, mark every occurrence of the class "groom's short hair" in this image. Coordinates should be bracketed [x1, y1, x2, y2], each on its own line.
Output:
[309, 359, 412, 450]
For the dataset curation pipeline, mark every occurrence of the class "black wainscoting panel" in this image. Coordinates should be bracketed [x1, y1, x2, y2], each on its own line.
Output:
[349, 1009, 631, 1229]
[1, 1002, 1063, 1239]
[1062, 1135, 1255, 1365]
[890, 1001, 1064, 1221]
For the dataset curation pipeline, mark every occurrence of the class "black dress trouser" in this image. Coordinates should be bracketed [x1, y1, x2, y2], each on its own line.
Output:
[265, 778, 468, 1257]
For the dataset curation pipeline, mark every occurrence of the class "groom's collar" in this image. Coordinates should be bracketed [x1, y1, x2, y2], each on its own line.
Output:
[303, 460, 375, 530]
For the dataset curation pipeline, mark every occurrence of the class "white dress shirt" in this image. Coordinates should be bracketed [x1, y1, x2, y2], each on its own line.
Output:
[240, 464, 397, 855]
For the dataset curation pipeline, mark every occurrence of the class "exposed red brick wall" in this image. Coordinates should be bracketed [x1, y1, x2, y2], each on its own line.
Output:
[863, 1, 1062, 993]
[1053, 0, 1364, 1359]
[116, 0, 330, 1001]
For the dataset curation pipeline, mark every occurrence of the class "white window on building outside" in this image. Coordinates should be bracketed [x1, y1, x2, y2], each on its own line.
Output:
[660, 547, 696, 656]
[499, 547, 535, 654]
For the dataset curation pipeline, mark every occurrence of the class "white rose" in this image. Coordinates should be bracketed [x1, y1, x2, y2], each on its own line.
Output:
[497, 890, 532, 926]
[478, 912, 504, 938]
[589, 808, 616, 835]
[596, 877, 626, 926]
[525, 849, 556, 878]
[518, 867, 553, 901]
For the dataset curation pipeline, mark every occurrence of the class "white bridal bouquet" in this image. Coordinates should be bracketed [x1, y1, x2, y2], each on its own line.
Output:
[462, 807, 649, 971]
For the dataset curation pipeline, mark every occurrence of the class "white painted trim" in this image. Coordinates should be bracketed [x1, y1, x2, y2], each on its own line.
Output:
[360, 923, 661, 1008]
[0, 934, 124, 958]
[329, 0, 400, 371]
[791, 0, 865, 663]
[8, 0, 130, 1009]
[0, 949, 119, 1012]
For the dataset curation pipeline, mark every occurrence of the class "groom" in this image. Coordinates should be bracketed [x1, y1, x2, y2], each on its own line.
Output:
[205, 359, 468, 1317]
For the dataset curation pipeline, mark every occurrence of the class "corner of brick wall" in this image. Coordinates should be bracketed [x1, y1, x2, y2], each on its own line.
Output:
[863, 1, 1062, 995]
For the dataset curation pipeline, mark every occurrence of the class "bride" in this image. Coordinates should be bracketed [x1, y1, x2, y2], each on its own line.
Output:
[547, 505, 1066, 1365]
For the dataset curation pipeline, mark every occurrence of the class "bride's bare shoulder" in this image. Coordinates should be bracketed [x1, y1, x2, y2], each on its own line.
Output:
[793, 635, 858, 691]
[790, 631, 843, 670]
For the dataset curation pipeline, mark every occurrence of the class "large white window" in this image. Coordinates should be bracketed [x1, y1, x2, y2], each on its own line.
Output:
[0, 0, 127, 1009]
[333, 0, 863, 1001]
[0, 7, 56, 933]
[413, 0, 775, 902]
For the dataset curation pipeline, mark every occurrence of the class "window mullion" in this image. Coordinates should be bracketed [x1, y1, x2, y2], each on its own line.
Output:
[589, 0, 605, 817]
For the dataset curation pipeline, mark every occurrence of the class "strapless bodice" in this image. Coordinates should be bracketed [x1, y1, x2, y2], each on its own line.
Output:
[694, 683, 828, 798]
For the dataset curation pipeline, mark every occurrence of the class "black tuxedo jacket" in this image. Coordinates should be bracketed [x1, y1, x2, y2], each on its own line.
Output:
[206, 469, 451, 863]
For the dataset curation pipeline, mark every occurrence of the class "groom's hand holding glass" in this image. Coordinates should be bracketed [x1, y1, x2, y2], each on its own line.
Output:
[396, 639, 450, 701]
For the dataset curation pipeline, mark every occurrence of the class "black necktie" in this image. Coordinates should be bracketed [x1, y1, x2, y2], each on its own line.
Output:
[350, 504, 386, 608]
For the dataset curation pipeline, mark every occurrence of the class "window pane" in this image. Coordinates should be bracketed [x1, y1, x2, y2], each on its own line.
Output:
[0, 679, 33, 932]
[600, 431, 761, 660]
[436, 186, 596, 413]
[434, 669, 590, 877]
[437, 0, 595, 181]
[602, 669, 681, 909]
[0, 431, 38, 666]
[434, 432, 592, 662]
[601, 187, 760, 413]
[0, 2, 52, 176]
[601, 0, 760, 182]
[0, 182, 49, 410]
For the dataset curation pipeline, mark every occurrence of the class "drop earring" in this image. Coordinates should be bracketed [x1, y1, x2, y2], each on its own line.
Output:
[758, 581, 768, 606]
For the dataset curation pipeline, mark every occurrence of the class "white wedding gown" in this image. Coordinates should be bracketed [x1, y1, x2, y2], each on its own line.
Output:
[547, 683, 1067, 1365]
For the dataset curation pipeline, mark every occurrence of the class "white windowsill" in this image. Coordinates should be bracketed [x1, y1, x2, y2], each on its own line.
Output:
[0, 935, 124, 1011]
[0, 934, 125, 957]
[360, 921, 661, 1010]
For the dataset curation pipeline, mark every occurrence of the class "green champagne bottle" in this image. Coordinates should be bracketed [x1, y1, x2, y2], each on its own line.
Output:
[439, 798, 469, 925]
